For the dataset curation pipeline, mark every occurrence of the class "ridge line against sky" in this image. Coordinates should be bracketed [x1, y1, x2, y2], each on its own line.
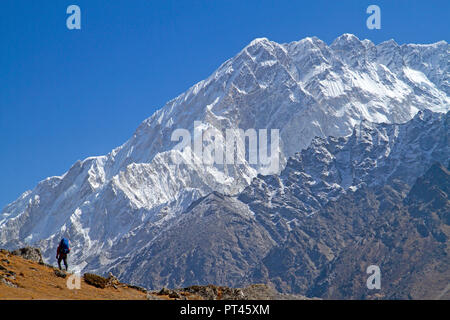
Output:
[1, 0, 449, 209]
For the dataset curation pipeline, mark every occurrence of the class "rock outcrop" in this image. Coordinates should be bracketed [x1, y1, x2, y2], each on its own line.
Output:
[11, 247, 44, 264]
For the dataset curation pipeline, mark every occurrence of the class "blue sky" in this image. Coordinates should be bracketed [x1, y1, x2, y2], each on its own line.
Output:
[0, 0, 449, 209]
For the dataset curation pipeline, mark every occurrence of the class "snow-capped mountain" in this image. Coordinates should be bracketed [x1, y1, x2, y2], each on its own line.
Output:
[108, 110, 449, 293]
[0, 34, 448, 275]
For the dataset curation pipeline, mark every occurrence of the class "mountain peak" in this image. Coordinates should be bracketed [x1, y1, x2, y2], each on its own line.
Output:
[247, 37, 271, 48]
[378, 38, 399, 47]
[331, 33, 361, 46]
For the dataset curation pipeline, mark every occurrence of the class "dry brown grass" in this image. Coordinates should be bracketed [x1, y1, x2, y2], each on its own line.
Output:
[0, 249, 278, 300]
[0, 250, 148, 300]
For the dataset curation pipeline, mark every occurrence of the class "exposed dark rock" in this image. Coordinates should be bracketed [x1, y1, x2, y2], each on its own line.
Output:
[106, 272, 121, 288]
[126, 284, 148, 293]
[111, 194, 274, 290]
[83, 273, 108, 289]
[306, 163, 450, 299]
[54, 269, 67, 278]
[11, 247, 44, 264]
[168, 291, 181, 299]
[0, 277, 17, 288]
[171, 284, 309, 300]
[158, 287, 171, 295]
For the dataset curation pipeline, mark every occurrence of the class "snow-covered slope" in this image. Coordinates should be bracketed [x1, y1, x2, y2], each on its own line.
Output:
[0, 34, 448, 274]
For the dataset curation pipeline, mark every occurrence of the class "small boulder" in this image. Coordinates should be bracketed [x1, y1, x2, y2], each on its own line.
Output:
[1, 277, 17, 288]
[83, 273, 108, 289]
[106, 272, 121, 288]
[127, 284, 148, 293]
[54, 269, 67, 278]
[169, 291, 181, 299]
[12, 247, 44, 264]
[158, 287, 171, 295]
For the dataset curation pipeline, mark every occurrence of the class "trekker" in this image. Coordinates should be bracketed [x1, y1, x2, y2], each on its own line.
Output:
[56, 238, 70, 271]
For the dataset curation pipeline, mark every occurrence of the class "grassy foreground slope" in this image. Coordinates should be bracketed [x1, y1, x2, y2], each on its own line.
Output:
[0, 248, 309, 300]
[0, 248, 149, 300]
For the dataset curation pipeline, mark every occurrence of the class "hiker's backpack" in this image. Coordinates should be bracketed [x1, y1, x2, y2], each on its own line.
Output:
[60, 238, 70, 254]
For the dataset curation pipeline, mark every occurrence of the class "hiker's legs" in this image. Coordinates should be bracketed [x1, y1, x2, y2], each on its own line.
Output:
[57, 254, 68, 271]
[63, 256, 68, 271]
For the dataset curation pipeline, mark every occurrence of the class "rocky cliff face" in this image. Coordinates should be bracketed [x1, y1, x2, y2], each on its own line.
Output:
[308, 163, 449, 299]
[109, 111, 449, 299]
